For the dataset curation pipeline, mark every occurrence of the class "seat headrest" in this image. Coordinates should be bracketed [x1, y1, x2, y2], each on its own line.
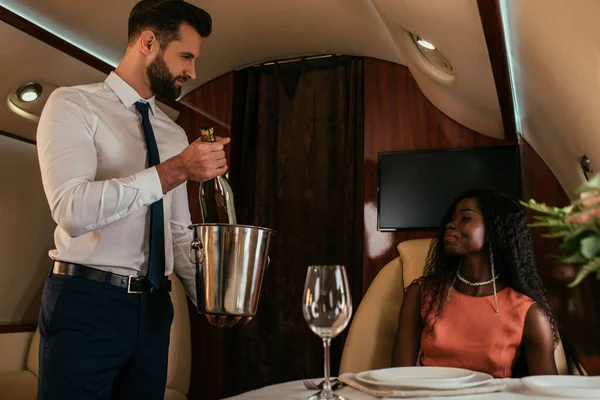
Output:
[398, 238, 433, 287]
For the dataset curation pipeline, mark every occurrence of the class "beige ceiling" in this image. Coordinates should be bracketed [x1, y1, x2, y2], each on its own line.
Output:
[0, 21, 106, 141]
[2, 0, 591, 197]
[0, 16, 179, 142]
[502, 0, 597, 197]
[1, 0, 503, 138]
[0, 0, 405, 88]
[372, 0, 503, 139]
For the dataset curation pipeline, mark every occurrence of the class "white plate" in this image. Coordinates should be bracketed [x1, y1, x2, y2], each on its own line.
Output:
[521, 376, 600, 398]
[367, 367, 475, 383]
[355, 367, 493, 390]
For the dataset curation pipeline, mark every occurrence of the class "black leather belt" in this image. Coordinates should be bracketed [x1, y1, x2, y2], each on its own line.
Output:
[52, 261, 171, 293]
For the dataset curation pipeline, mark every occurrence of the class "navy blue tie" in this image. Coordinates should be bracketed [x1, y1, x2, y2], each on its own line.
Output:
[135, 101, 165, 289]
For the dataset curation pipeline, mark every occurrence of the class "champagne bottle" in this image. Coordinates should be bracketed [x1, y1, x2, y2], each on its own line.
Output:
[198, 125, 237, 224]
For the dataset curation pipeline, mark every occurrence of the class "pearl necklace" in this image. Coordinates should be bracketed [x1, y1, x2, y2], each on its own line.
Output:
[456, 270, 499, 287]
[447, 260, 500, 313]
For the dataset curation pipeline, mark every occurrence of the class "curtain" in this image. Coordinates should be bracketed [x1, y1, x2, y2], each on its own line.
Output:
[227, 55, 364, 395]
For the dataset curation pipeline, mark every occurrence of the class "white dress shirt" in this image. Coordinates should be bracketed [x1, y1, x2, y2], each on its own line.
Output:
[37, 71, 197, 302]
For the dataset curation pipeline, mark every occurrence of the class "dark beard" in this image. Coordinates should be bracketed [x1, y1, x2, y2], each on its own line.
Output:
[147, 53, 184, 100]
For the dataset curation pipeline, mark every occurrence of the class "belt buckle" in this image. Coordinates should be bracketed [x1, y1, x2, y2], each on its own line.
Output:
[127, 276, 145, 294]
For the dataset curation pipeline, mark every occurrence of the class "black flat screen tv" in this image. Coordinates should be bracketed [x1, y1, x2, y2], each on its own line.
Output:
[378, 146, 521, 231]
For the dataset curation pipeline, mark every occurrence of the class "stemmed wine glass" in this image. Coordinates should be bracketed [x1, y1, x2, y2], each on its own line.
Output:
[302, 265, 353, 400]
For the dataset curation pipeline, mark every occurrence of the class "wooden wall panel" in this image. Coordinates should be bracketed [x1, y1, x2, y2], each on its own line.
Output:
[177, 72, 234, 225]
[477, 0, 517, 141]
[362, 58, 515, 293]
[175, 72, 234, 400]
[0, 322, 37, 334]
[520, 138, 571, 286]
[521, 140, 600, 374]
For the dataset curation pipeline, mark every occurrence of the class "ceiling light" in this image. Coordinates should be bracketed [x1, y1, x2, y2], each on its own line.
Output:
[408, 32, 455, 78]
[416, 37, 436, 50]
[17, 83, 43, 102]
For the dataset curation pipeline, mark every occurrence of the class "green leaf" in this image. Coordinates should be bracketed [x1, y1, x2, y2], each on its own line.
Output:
[520, 200, 567, 215]
[554, 253, 587, 264]
[532, 215, 566, 224]
[564, 205, 575, 214]
[543, 232, 571, 238]
[561, 229, 598, 251]
[519, 199, 538, 207]
[529, 219, 576, 235]
[567, 258, 600, 288]
[580, 235, 600, 259]
[528, 218, 571, 228]
[529, 222, 560, 228]
[553, 225, 579, 234]
[542, 229, 573, 238]
[576, 172, 600, 193]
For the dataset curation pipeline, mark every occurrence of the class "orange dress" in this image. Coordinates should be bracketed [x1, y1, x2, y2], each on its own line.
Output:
[419, 286, 535, 378]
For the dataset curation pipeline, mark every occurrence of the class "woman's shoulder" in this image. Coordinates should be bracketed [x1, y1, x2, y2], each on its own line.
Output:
[406, 276, 428, 292]
[503, 287, 536, 305]
[404, 278, 426, 306]
[502, 287, 537, 322]
[405, 278, 423, 294]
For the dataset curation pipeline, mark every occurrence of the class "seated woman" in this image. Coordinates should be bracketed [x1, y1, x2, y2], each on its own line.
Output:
[392, 190, 559, 378]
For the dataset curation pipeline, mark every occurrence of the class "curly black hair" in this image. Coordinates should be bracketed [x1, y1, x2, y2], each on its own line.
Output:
[420, 189, 559, 343]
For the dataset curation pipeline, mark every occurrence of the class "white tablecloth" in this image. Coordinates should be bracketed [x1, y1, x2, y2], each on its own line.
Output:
[224, 378, 574, 399]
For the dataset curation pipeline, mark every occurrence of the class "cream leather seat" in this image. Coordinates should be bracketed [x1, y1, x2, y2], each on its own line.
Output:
[0, 275, 192, 400]
[339, 238, 569, 375]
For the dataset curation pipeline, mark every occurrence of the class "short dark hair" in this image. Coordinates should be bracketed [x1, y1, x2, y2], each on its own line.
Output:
[128, 0, 212, 49]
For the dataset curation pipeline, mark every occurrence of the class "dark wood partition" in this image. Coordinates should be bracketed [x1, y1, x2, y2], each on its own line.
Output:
[0, 323, 37, 334]
[521, 140, 600, 374]
[519, 139, 571, 314]
[175, 72, 234, 400]
[477, 0, 517, 141]
[361, 58, 515, 292]
[177, 73, 234, 223]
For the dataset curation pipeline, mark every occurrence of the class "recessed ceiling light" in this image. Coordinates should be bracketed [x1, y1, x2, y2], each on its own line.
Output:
[416, 37, 436, 50]
[17, 83, 43, 102]
[408, 32, 454, 78]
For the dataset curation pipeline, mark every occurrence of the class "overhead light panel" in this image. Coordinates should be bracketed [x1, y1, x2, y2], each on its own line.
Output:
[416, 37, 436, 50]
[17, 83, 43, 102]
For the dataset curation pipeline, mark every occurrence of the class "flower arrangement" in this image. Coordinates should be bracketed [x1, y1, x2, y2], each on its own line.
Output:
[521, 172, 600, 288]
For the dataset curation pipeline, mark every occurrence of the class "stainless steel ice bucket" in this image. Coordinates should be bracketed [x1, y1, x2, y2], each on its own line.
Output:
[188, 223, 275, 316]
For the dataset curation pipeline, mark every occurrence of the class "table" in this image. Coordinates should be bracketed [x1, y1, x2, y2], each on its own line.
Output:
[224, 378, 575, 399]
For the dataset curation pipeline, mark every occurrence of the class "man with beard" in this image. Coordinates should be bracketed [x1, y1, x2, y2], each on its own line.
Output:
[35, 1, 246, 398]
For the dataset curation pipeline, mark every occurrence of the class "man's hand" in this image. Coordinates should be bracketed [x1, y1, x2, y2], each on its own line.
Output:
[156, 136, 230, 194]
[205, 314, 252, 328]
[177, 136, 230, 182]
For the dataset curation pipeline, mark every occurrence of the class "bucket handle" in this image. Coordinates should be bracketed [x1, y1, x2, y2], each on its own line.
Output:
[189, 239, 204, 265]
[190, 238, 269, 268]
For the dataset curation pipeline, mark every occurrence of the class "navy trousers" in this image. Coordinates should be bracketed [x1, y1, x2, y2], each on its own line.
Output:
[37, 269, 174, 400]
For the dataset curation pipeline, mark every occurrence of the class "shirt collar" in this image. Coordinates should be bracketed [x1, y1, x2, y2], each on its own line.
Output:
[105, 71, 157, 115]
